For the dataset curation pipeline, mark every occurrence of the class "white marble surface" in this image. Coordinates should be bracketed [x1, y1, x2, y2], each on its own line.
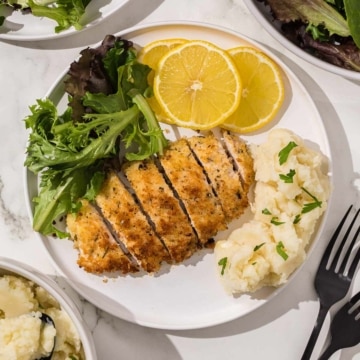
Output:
[1, 0, 360, 359]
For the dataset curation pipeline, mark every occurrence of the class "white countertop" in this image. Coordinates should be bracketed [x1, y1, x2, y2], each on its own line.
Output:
[1, 0, 360, 359]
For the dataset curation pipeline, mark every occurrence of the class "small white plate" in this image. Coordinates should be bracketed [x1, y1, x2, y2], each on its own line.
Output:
[0, 0, 130, 41]
[25, 21, 333, 330]
[243, 0, 360, 81]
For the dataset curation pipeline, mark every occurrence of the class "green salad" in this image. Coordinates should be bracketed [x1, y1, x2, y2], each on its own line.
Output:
[258, 0, 360, 71]
[0, 0, 91, 33]
[24, 35, 168, 237]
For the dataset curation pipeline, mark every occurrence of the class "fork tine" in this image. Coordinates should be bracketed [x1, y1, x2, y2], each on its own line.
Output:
[332, 207, 359, 270]
[338, 209, 360, 275]
[349, 290, 360, 306]
[347, 228, 360, 279]
[320, 205, 353, 269]
[302, 205, 357, 360]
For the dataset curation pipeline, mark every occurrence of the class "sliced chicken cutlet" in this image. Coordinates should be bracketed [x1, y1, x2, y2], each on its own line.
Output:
[221, 130, 255, 199]
[95, 170, 171, 273]
[159, 138, 227, 245]
[123, 159, 198, 263]
[187, 132, 248, 222]
[66, 199, 138, 274]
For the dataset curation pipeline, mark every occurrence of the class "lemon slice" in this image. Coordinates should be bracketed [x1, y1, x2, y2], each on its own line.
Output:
[138, 38, 188, 125]
[221, 46, 285, 133]
[153, 40, 242, 130]
[138, 38, 188, 80]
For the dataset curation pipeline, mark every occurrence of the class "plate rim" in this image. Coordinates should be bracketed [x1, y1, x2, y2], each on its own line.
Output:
[0, 0, 131, 41]
[23, 20, 334, 330]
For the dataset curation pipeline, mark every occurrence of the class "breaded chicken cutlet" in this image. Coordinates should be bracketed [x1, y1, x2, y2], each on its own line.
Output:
[159, 137, 227, 245]
[66, 131, 255, 275]
[67, 199, 138, 274]
[187, 132, 248, 221]
[222, 130, 254, 194]
[96, 171, 171, 273]
[123, 159, 198, 263]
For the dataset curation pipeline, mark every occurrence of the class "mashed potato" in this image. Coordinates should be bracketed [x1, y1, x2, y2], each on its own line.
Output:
[215, 128, 331, 294]
[0, 274, 84, 360]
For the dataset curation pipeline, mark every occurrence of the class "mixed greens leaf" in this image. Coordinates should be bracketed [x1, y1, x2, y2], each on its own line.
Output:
[344, 0, 360, 48]
[263, 0, 350, 37]
[0, 0, 91, 33]
[24, 35, 168, 236]
[258, 0, 360, 71]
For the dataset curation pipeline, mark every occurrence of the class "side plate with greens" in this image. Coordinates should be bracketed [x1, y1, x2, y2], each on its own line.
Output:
[244, 0, 360, 81]
[0, 0, 130, 40]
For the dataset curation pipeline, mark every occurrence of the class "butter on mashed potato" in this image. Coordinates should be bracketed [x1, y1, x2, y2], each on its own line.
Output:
[215, 128, 331, 294]
[0, 274, 84, 360]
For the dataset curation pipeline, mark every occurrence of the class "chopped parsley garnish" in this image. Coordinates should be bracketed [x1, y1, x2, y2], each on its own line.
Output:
[262, 208, 272, 215]
[218, 257, 228, 276]
[301, 187, 322, 213]
[293, 214, 302, 224]
[279, 169, 296, 183]
[278, 141, 298, 165]
[276, 242, 289, 260]
[254, 242, 265, 251]
[271, 217, 285, 226]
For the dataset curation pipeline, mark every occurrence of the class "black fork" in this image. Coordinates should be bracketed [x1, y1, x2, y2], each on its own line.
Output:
[301, 205, 360, 360]
[38, 313, 56, 360]
[318, 290, 360, 360]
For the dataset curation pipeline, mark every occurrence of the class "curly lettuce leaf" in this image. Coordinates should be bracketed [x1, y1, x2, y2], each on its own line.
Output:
[33, 165, 104, 237]
[25, 99, 140, 173]
[0, 4, 6, 26]
[265, 0, 350, 37]
[64, 36, 134, 121]
[0, 0, 30, 9]
[28, 0, 91, 33]
[344, 0, 360, 48]
[281, 22, 360, 71]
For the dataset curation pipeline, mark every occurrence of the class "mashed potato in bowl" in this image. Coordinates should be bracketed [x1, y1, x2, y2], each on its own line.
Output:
[215, 128, 331, 294]
[0, 274, 84, 360]
[0, 258, 95, 360]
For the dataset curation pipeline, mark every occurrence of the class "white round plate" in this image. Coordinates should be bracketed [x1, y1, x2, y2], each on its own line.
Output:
[0, 0, 130, 41]
[243, 0, 360, 82]
[25, 21, 333, 330]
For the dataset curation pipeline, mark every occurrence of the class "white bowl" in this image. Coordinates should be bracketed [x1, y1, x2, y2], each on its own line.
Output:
[0, 257, 97, 360]
[243, 0, 360, 81]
